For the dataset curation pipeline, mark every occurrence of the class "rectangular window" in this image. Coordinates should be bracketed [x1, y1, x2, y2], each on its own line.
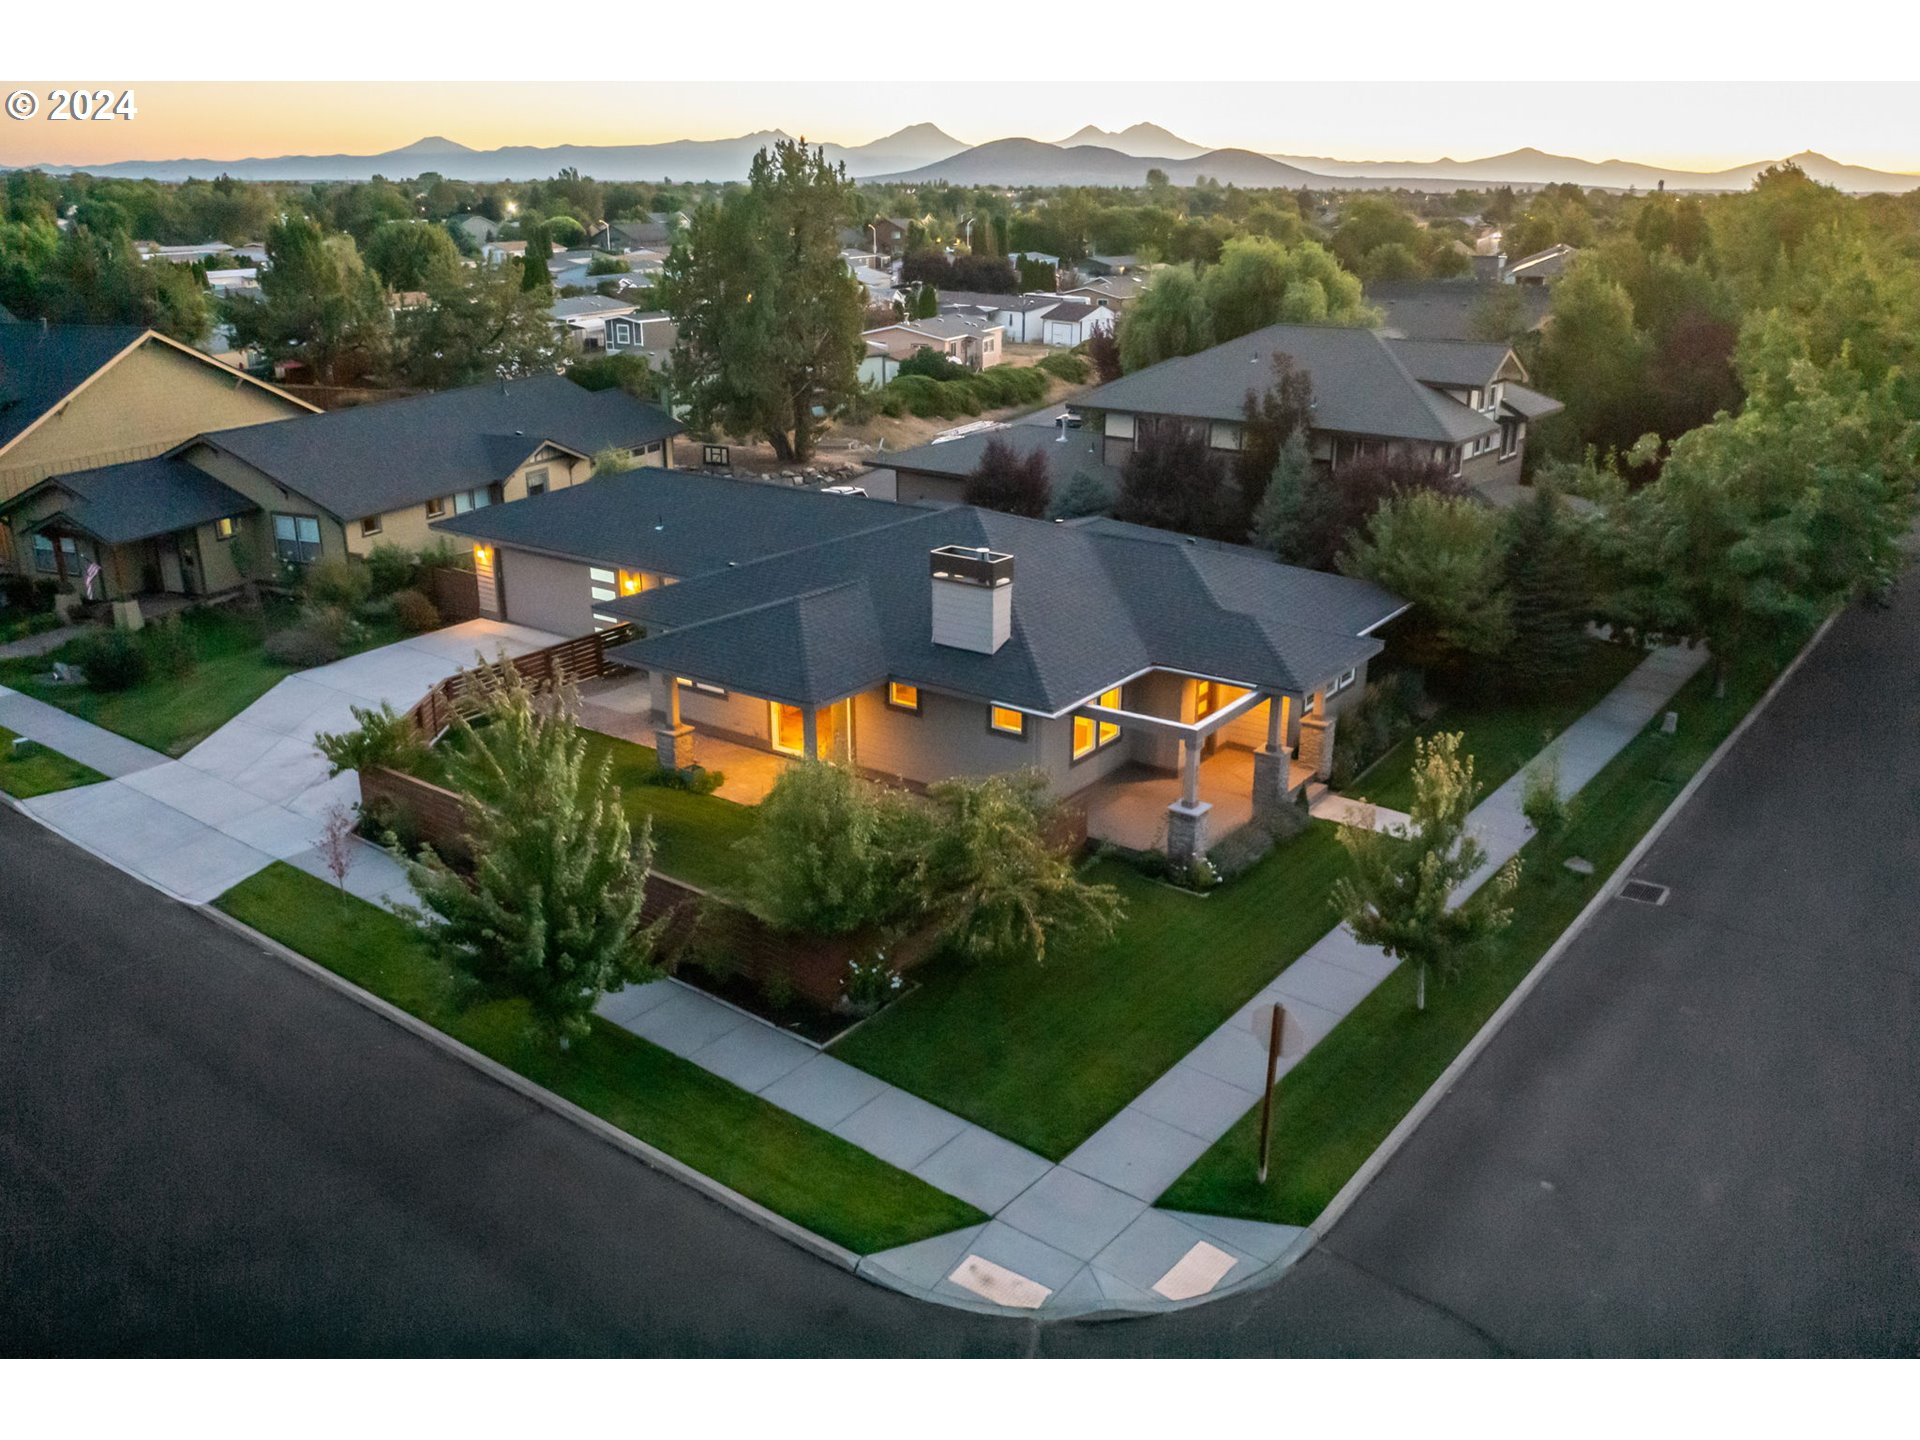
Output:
[1096, 686, 1122, 747]
[887, 681, 920, 713]
[1335, 668, 1357, 693]
[592, 612, 622, 631]
[360, 515, 382, 538]
[1106, 412, 1135, 441]
[451, 486, 494, 514]
[425, 497, 448, 519]
[589, 565, 616, 604]
[618, 569, 646, 597]
[1500, 422, 1520, 460]
[1450, 447, 1464, 478]
[989, 706, 1026, 738]
[771, 702, 807, 756]
[677, 676, 727, 698]
[1073, 714, 1098, 760]
[1208, 421, 1240, 451]
[524, 467, 549, 497]
[272, 513, 322, 564]
[1194, 680, 1216, 719]
[215, 517, 236, 541]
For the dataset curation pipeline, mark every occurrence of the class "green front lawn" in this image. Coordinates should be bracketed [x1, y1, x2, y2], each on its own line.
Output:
[833, 823, 1352, 1159]
[0, 605, 406, 758]
[583, 733, 760, 897]
[1351, 641, 1645, 813]
[216, 863, 984, 1254]
[0, 726, 106, 799]
[1158, 653, 1783, 1226]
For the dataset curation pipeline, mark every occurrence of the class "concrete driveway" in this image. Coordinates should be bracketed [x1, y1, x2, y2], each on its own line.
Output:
[22, 619, 559, 904]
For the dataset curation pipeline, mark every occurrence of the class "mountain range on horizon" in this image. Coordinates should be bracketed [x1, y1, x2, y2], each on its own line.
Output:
[15, 121, 1920, 194]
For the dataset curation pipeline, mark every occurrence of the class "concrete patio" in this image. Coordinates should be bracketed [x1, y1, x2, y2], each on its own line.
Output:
[1084, 747, 1317, 851]
[577, 673, 792, 804]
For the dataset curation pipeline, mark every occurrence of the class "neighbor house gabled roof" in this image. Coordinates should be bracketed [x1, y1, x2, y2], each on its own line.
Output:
[597, 490, 1403, 713]
[193, 373, 681, 522]
[1385, 338, 1526, 389]
[0, 454, 255, 544]
[1499, 383, 1564, 421]
[886, 424, 1120, 500]
[0, 323, 311, 457]
[1075, 323, 1504, 444]
[429, 467, 913, 576]
[1367, 279, 1551, 342]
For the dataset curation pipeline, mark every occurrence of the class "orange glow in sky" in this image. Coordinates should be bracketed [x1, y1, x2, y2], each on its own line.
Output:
[2, 81, 1916, 174]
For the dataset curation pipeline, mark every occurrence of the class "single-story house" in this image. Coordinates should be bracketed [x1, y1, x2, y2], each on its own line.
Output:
[1061, 273, 1146, 310]
[1505, 243, 1578, 286]
[551, 293, 640, 351]
[1037, 299, 1117, 349]
[435, 469, 1405, 862]
[0, 373, 682, 606]
[0, 322, 315, 578]
[867, 424, 1121, 509]
[862, 315, 1005, 371]
[859, 339, 901, 390]
[1079, 254, 1147, 277]
[602, 312, 679, 366]
[593, 214, 686, 253]
[1075, 323, 1564, 505]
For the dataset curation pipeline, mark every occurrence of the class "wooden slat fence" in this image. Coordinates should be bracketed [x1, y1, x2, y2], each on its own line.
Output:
[405, 623, 636, 740]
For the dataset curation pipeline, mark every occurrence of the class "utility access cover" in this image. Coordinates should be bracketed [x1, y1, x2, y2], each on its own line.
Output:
[1619, 879, 1671, 906]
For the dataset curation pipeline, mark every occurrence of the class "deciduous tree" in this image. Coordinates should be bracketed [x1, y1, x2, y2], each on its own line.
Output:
[963, 437, 1052, 518]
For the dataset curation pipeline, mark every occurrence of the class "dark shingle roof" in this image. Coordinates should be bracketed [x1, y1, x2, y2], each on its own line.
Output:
[1077, 323, 1501, 444]
[0, 323, 148, 451]
[1500, 383, 1565, 421]
[1367, 279, 1550, 342]
[1386, 338, 1521, 388]
[599, 489, 1403, 711]
[886, 425, 1120, 497]
[197, 374, 681, 521]
[2, 454, 254, 544]
[430, 467, 915, 575]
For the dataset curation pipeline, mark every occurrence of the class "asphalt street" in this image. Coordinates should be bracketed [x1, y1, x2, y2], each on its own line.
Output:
[1, 584, 1914, 1355]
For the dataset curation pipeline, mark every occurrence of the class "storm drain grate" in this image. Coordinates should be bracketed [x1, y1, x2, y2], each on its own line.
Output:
[1619, 879, 1671, 906]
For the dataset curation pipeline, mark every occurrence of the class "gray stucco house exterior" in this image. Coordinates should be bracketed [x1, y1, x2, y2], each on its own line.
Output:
[439, 470, 1405, 863]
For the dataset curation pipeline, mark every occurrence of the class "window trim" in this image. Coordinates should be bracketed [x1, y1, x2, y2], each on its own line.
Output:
[424, 496, 448, 519]
[988, 705, 1027, 739]
[677, 675, 728, 698]
[524, 466, 550, 497]
[886, 680, 921, 714]
[271, 512, 323, 565]
[214, 517, 237, 541]
[359, 515, 383, 539]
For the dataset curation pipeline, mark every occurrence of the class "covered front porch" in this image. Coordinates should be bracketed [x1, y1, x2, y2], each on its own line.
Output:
[576, 673, 799, 805]
[1084, 745, 1319, 852]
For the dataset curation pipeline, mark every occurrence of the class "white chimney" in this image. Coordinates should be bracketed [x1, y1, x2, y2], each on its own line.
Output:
[930, 545, 1013, 654]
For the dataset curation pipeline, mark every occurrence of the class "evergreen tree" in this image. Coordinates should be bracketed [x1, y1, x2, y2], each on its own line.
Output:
[519, 220, 551, 292]
[1231, 355, 1314, 535]
[1499, 484, 1594, 696]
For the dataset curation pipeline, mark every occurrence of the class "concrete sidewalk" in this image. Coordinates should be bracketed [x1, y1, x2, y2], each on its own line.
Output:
[615, 643, 1709, 1318]
[9, 620, 557, 904]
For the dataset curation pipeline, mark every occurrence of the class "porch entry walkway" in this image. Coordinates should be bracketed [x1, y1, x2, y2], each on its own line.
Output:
[8, 620, 559, 905]
[599, 642, 1708, 1317]
[577, 675, 791, 805]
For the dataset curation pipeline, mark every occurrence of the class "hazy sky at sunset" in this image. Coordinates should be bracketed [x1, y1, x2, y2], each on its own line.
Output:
[3, 82, 1916, 173]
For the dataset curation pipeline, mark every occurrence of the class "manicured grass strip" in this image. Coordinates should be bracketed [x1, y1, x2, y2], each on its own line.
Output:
[1158, 656, 1781, 1226]
[216, 863, 984, 1254]
[0, 726, 106, 799]
[834, 823, 1351, 1160]
[579, 733, 760, 898]
[1352, 641, 1645, 813]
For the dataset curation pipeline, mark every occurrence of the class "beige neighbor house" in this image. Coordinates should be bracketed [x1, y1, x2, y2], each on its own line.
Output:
[861, 315, 1005, 371]
[438, 469, 1405, 865]
[1075, 322, 1564, 508]
[0, 322, 316, 588]
[0, 370, 680, 609]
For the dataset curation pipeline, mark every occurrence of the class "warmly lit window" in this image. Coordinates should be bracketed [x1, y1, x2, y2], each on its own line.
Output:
[990, 706, 1026, 737]
[1097, 686, 1121, 746]
[1072, 715, 1097, 759]
[215, 517, 237, 541]
[1194, 681, 1215, 718]
[618, 569, 646, 596]
[887, 681, 920, 713]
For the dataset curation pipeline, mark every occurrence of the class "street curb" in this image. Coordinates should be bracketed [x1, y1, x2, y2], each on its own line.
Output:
[194, 902, 864, 1275]
[1304, 617, 1840, 1249]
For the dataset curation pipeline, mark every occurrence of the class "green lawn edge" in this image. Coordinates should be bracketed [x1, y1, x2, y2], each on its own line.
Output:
[1158, 651, 1783, 1226]
[833, 823, 1353, 1159]
[0, 726, 107, 799]
[214, 863, 985, 1254]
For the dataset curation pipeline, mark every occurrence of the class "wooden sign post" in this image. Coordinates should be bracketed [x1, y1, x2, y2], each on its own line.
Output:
[1257, 1002, 1285, 1185]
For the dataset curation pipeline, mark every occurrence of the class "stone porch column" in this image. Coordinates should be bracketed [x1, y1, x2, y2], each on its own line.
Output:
[1252, 693, 1294, 824]
[1167, 735, 1211, 868]
[654, 677, 694, 770]
[1298, 712, 1337, 782]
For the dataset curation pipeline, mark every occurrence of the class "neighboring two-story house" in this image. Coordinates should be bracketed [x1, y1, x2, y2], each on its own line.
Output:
[1075, 323, 1563, 505]
[0, 372, 680, 610]
[0, 322, 316, 582]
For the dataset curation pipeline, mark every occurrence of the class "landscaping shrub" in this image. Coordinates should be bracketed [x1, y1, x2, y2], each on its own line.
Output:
[1038, 351, 1089, 384]
[1, 576, 58, 614]
[417, 538, 472, 574]
[1521, 756, 1570, 841]
[639, 763, 725, 794]
[71, 630, 150, 692]
[303, 557, 372, 611]
[1208, 823, 1276, 882]
[142, 619, 198, 680]
[315, 700, 427, 779]
[1330, 670, 1432, 791]
[898, 346, 967, 382]
[841, 954, 904, 1016]
[264, 617, 345, 667]
[391, 588, 442, 634]
[365, 544, 419, 597]
[739, 761, 920, 936]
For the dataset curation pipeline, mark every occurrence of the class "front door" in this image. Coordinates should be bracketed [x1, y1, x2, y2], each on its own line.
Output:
[770, 702, 807, 757]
